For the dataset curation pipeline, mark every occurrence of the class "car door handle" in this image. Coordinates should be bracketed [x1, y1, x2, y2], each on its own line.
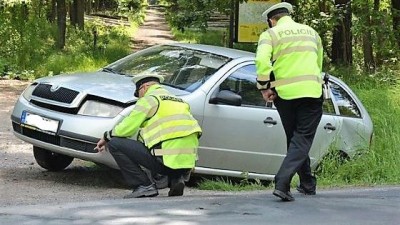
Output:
[263, 117, 277, 125]
[324, 123, 336, 131]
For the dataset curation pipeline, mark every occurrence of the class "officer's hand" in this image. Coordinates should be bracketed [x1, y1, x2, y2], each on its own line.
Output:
[261, 89, 276, 102]
[95, 138, 107, 152]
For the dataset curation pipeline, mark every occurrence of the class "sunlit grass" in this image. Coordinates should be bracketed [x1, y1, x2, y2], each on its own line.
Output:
[197, 177, 270, 191]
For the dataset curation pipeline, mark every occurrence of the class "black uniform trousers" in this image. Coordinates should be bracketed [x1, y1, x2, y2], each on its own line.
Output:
[107, 137, 189, 189]
[273, 95, 323, 192]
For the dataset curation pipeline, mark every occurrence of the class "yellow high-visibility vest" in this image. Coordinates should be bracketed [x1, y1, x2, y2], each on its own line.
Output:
[140, 88, 202, 169]
[256, 16, 323, 100]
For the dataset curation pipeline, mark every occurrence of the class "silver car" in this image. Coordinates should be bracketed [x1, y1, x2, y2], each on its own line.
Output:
[10, 43, 373, 181]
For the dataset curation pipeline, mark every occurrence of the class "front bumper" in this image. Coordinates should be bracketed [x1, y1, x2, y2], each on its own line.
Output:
[10, 96, 121, 169]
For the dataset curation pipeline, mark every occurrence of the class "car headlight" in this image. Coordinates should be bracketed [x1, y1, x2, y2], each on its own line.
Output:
[22, 83, 38, 100]
[78, 100, 124, 118]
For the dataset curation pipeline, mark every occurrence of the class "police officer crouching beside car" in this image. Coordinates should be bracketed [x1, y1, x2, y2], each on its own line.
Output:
[95, 74, 202, 198]
[255, 2, 324, 201]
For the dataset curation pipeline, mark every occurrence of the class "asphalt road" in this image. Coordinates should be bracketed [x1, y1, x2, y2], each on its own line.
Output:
[0, 186, 399, 225]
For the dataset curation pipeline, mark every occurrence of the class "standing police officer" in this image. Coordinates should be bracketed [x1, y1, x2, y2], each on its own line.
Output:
[255, 2, 324, 201]
[95, 74, 202, 198]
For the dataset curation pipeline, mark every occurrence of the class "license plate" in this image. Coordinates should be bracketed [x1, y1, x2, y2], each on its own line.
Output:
[21, 111, 59, 134]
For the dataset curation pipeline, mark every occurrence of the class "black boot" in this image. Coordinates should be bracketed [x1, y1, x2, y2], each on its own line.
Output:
[168, 175, 185, 197]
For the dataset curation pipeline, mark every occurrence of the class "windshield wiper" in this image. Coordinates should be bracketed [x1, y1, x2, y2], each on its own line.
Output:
[161, 82, 186, 90]
[102, 67, 124, 75]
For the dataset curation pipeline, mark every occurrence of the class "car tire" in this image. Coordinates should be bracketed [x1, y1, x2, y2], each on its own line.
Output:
[33, 146, 74, 171]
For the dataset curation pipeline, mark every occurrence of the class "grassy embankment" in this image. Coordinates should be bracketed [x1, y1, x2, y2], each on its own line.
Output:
[172, 28, 400, 191]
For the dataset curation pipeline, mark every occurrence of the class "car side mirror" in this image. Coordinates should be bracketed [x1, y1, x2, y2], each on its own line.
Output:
[209, 90, 242, 106]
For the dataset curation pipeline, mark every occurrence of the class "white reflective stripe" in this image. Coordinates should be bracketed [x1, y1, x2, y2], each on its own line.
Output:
[258, 39, 272, 46]
[257, 74, 271, 81]
[270, 75, 323, 88]
[272, 46, 318, 61]
[146, 96, 159, 107]
[278, 36, 318, 45]
[144, 114, 194, 131]
[134, 97, 158, 114]
[133, 104, 149, 114]
[153, 148, 197, 156]
[257, 82, 268, 90]
[267, 29, 278, 48]
[145, 125, 198, 144]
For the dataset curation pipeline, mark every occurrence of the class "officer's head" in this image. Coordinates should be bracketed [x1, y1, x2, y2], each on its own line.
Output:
[132, 74, 164, 98]
[262, 2, 293, 28]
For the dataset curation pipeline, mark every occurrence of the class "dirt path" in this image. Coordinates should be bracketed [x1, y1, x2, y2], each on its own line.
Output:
[0, 5, 194, 207]
[131, 5, 176, 52]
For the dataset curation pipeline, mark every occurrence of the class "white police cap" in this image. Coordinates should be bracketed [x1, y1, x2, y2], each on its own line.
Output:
[262, 2, 293, 20]
[132, 74, 165, 86]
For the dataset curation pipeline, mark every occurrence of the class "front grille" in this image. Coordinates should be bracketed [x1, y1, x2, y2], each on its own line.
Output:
[30, 100, 79, 114]
[60, 138, 97, 153]
[12, 122, 96, 153]
[32, 84, 79, 103]
[22, 125, 61, 145]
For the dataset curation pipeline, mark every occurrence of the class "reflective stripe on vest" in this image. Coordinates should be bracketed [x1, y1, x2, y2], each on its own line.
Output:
[270, 75, 323, 88]
[267, 29, 319, 61]
[140, 92, 201, 149]
[152, 148, 197, 156]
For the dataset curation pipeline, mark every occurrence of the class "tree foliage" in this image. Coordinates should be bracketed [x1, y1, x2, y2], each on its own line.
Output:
[163, 0, 399, 73]
[0, 0, 145, 77]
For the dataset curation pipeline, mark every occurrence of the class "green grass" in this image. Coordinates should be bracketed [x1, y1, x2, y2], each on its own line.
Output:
[196, 176, 270, 191]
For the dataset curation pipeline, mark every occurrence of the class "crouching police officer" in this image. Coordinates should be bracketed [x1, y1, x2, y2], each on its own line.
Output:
[256, 2, 324, 201]
[95, 74, 202, 198]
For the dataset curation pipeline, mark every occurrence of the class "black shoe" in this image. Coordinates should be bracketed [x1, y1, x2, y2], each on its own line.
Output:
[273, 189, 295, 201]
[168, 175, 185, 197]
[124, 183, 158, 198]
[296, 185, 316, 195]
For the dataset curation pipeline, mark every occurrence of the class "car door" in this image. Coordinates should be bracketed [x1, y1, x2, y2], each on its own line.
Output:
[198, 63, 287, 175]
[198, 63, 341, 176]
[327, 79, 373, 158]
[308, 93, 341, 168]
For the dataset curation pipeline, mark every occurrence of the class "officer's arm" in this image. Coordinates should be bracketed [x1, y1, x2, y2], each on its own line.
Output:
[104, 96, 158, 140]
[316, 34, 323, 72]
[255, 31, 273, 90]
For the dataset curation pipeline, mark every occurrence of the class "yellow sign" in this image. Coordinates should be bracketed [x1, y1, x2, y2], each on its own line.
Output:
[237, 0, 281, 43]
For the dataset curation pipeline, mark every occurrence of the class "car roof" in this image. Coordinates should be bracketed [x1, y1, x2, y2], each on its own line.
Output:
[165, 43, 255, 59]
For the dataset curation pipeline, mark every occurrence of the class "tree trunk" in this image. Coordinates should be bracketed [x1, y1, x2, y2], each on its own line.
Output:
[318, 0, 329, 12]
[76, 0, 85, 30]
[94, 0, 99, 12]
[373, 0, 383, 66]
[392, 0, 400, 47]
[86, 0, 92, 14]
[331, 0, 352, 65]
[69, 1, 77, 27]
[47, 0, 56, 22]
[360, 1, 375, 72]
[57, 0, 66, 49]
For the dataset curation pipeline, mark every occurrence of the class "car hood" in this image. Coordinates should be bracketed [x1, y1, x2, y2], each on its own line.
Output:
[36, 72, 136, 103]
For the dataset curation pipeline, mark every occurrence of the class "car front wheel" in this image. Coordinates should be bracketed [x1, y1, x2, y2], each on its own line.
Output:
[33, 146, 74, 171]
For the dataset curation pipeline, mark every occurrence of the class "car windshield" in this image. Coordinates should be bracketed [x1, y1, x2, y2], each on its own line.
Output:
[107, 45, 231, 93]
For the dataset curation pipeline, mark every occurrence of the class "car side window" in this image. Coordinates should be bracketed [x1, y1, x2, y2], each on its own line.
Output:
[322, 82, 336, 114]
[330, 82, 361, 118]
[220, 64, 266, 107]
